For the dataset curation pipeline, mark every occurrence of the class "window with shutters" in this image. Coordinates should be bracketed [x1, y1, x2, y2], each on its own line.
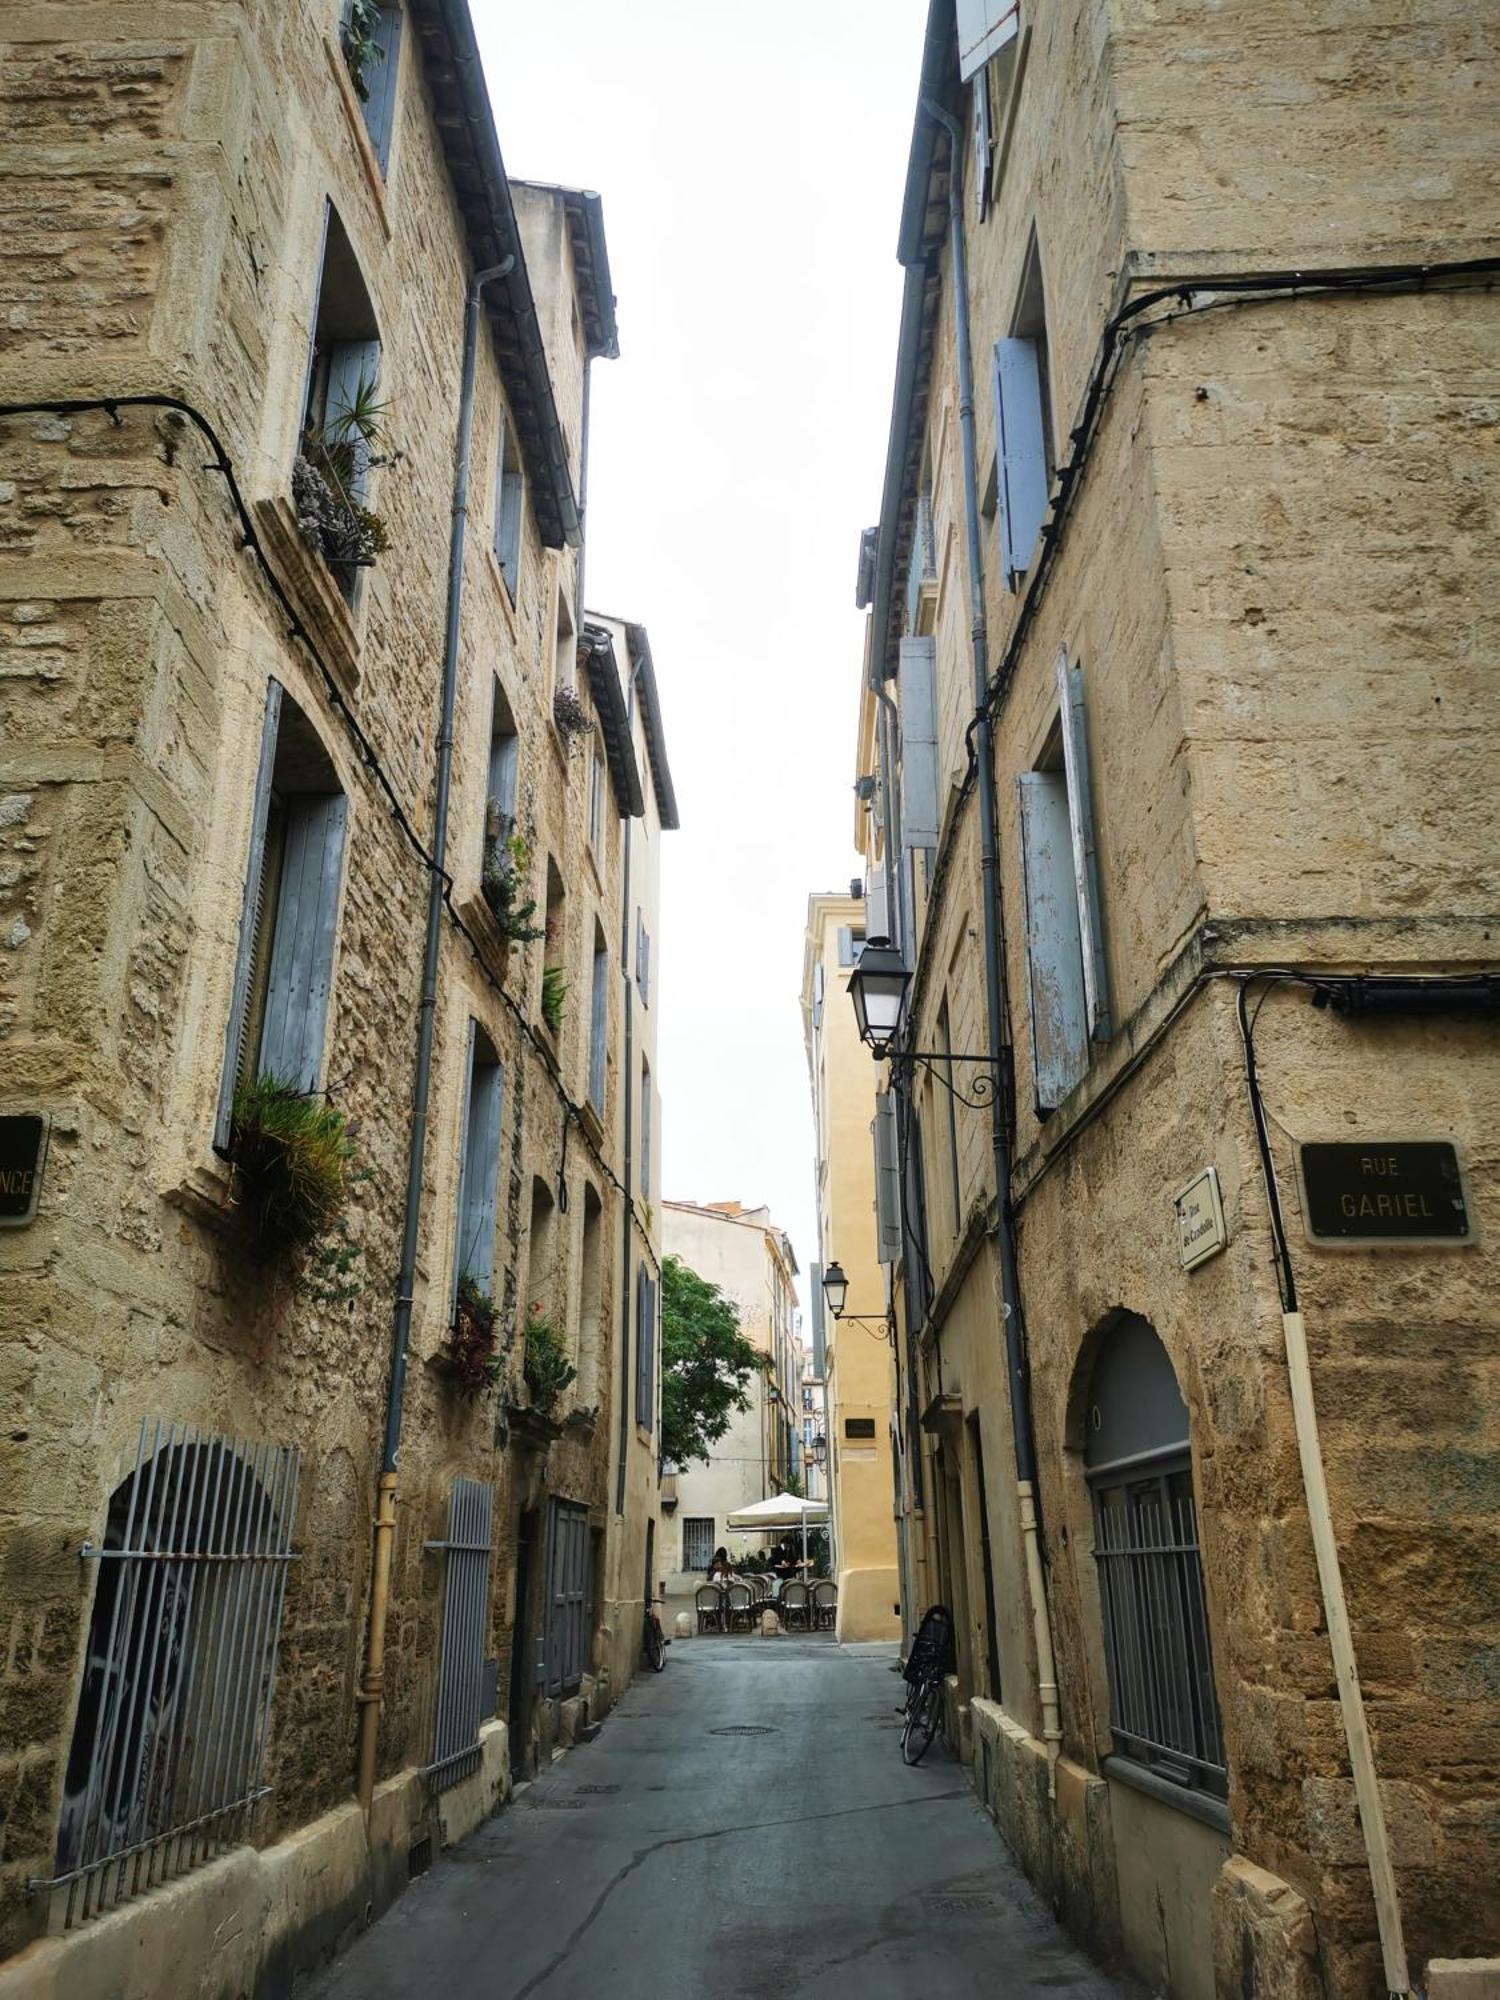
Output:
[1017, 652, 1109, 1113]
[216, 683, 348, 1151]
[485, 679, 519, 849]
[577, 1184, 604, 1405]
[493, 411, 524, 601]
[545, 1499, 591, 1697]
[1085, 1315, 1226, 1807]
[898, 636, 939, 859]
[969, 6, 1022, 219]
[453, 1025, 502, 1300]
[836, 926, 865, 969]
[587, 924, 609, 1114]
[634, 909, 651, 1007]
[298, 207, 383, 602]
[993, 233, 1055, 588]
[639, 1058, 652, 1203]
[341, 0, 403, 174]
[956, 0, 1019, 81]
[872, 1091, 903, 1267]
[587, 731, 605, 852]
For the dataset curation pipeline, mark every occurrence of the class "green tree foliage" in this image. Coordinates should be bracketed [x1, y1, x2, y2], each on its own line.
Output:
[660, 1254, 760, 1470]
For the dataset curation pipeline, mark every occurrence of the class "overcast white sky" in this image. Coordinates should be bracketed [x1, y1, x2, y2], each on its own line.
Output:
[478, 0, 925, 1297]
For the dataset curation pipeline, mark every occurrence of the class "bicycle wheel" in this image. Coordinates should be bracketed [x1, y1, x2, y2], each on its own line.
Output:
[643, 1614, 666, 1672]
[901, 1676, 942, 1765]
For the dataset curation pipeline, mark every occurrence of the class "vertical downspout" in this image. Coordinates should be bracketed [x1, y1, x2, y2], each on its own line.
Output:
[921, 96, 1061, 1788]
[356, 255, 513, 1812]
[613, 659, 638, 1517]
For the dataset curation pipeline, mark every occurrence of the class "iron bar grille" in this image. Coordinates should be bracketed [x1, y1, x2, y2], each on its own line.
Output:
[1090, 1462, 1227, 1798]
[426, 1478, 494, 1791]
[681, 1517, 715, 1574]
[37, 1418, 301, 1927]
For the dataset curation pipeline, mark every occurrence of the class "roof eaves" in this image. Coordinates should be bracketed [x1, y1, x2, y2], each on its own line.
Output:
[511, 181, 621, 361]
[625, 622, 680, 832]
[581, 624, 646, 817]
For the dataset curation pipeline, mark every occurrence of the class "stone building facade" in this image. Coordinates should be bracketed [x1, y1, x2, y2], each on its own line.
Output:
[843, 3, 1500, 1996]
[659, 1200, 802, 1587]
[800, 893, 901, 1641]
[0, 4, 673, 1994]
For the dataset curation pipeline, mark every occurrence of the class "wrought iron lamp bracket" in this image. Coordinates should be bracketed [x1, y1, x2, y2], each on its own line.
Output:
[881, 1045, 1002, 1111]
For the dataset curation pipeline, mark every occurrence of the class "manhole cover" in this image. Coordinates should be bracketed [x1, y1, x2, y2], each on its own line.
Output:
[708, 1725, 777, 1737]
[572, 1784, 620, 1795]
[528, 1796, 588, 1811]
[922, 1893, 998, 1915]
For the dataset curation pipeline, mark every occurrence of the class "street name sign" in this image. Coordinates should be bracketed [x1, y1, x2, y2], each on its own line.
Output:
[1299, 1141, 1470, 1242]
[0, 1113, 47, 1227]
[1174, 1166, 1227, 1271]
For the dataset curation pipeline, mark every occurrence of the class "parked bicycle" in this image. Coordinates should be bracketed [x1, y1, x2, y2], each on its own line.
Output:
[642, 1593, 667, 1672]
[899, 1604, 955, 1765]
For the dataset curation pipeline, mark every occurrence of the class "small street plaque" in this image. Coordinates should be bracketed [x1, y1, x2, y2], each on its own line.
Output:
[1300, 1141, 1470, 1242]
[0, 1114, 47, 1227]
[1173, 1166, 1227, 1271]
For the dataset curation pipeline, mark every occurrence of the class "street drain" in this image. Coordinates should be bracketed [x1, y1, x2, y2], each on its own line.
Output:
[572, 1784, 620, 1795]
[708, 1725, 777, 1737]
[528, 1796, 588, 1811]
[922, 1893, 998, 1916]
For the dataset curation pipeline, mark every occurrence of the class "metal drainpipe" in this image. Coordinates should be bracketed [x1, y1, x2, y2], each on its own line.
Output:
[920, 97, 1062, 1786]
[613, 658, 640, 1517]
[356, 254, 513, 1813]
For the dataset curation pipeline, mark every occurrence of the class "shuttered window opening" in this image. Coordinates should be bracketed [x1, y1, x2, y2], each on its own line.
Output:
[453, 1024, 503, 1304]
[545, 1501, 592, 1698]
[993, 236, 1055, 587]
[956, 0, 1020, 81]
[215, 682, 348, 1153]
[898, 637, 939, 852]
[635, 909, 651, 1007]
[873, 1092, 903, 1266]
[634, 1263, 658, 1432]
[426, 1478, 495, 1791]
[1017, 652, 1109, 1113]
[836, 927, 865, 969]
[41, 1421, 301, 1928]
[587, 932, 609, 1113]
[681, 1517, 715, 1574]
[342, 0, 403, 172]
[639, 1059, 652, 1204]
[494, 412, 524, 600]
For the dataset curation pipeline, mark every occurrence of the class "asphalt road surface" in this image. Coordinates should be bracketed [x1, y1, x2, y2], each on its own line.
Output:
[301, 1634, 1127, 1999]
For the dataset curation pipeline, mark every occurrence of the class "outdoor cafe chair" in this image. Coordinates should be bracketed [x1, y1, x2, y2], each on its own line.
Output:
[695, 1583, 726, 1634]
[780, 1581, 812, 1631]
[725, 1581, 754, 1632]
[812, 1580, 838, 1630]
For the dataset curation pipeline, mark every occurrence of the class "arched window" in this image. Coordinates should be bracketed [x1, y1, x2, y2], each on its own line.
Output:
[1085, 1316, 1225, 1803]
[53, 1422, 300, 1925]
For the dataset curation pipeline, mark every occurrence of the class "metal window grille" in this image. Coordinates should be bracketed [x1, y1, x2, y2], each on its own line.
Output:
[426, 1478, 494, 1792]
[545, 1501, 591, 1697]
[681, 1517, 715, 1574]
[38, 1419, 301, 1928]
[1090, 1455, 1226, 1798]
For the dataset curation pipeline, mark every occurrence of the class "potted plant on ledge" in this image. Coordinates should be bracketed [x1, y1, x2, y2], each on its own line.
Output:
[523, 1303, 576, 1415]
[446, 1275, 504, 1396]
[481, 807, 544, 947]
[293, 373, 392, 594]
[541, 964, 567, 1035]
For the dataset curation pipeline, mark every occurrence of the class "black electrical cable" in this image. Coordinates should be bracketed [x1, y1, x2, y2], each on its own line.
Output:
[0, 394, 650, 1237]
[900, 255, 1500, 1028]
[1236, 976, 1299, 1315]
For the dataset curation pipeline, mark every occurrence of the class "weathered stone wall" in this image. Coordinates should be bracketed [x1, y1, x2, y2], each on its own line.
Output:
[0, 0, 656, 1974]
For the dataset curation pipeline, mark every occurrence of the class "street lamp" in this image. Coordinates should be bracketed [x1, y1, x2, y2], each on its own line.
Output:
[847, 937, 909, 1057]
[808, 1433, 827, 1470]
[821, 1260, 849, 1319]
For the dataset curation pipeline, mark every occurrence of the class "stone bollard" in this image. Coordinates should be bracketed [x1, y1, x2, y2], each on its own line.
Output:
[674, 1611, 692, 1639]
[760, 1609, 781, 1638]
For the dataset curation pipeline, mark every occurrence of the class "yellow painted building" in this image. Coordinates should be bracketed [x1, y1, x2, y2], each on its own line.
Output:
[801, 895, 901, 1641]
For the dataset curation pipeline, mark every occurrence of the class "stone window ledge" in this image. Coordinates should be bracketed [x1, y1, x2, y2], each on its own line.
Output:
[163, 1153, 238, 1235]
[251, 496, 362, 705]
[452, 888, 518, 990]
[577, 1099, 605, 1151]
[1103, 1753, 1231, 1834]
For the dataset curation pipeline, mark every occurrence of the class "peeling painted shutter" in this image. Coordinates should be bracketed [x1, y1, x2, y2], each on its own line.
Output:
[809, 1264, 826, 1374]
[456, 1032, 502, 1298]
[216, 681, 284, 1149]
[495, 418, 523, 597]
[326, 339, 381, 501]
[258, 792, 348, 1095]
[973, 64, 993, 219]
[634, 1264, 656, 1430]
[873, 1092, 903, 1265]
[956, 0, 1019, 81]
[588, 943, 608, 1110]
[1057, 652, 1110, 1042]
[359, 6, 403, 173]
[993, 336, 1049, 580]
[865, 867, 891, 943]
[1017, 771, 1089, 1111]
[898, 637, 939, 851]
[487, 711, 518, 825]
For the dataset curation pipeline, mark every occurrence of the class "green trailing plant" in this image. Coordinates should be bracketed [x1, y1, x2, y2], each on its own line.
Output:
[552, 685, 590, 742]
[229, 1075, 357, 1254]
[449, 1274, 504, 1395]
[541, 963, 567, 1034]
[294, 372, 393, 576]
[340, 0, 384, 102]
[481, 808, 544, 944]
[523, 1304, 576, 1413]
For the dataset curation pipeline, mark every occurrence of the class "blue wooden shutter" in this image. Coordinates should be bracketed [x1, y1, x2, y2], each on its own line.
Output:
[898, 637, 939, 850]
[993, 336, 1049, 580]
[216, 681, 283, 1149]
[300, 204, 332, 435]
[360, 6, 402, 173]
[1056, 652, 1111, 1042]
[634, 1264, 649, 1426]
[809, 1264, 826, 1374]
[258, 792, 348, 1093]
[639, 1063, 652, 1201]
[455, 1030, 502, 1298]
[973, 65, 993, 219]
[588, 944, 608, 1109]
[1017, 770, 1089, 1110]
[495, 419, 523, 596]
[451, 1019, 478, 1309]
[956, 0, 1019, 80]
[326, 339, 381, 502]
[873, 1092, 902, 1265]
[836, 927, 854, 968]
[634, 909, 650, 1005]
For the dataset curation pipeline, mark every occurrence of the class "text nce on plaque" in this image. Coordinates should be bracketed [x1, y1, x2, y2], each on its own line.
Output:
[1300, 1142, 1469, 1241]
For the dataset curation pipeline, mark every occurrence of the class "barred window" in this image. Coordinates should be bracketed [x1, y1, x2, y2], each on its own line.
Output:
[1086, 1316, 1225, 1805]
[681, 1517, 715, 1573]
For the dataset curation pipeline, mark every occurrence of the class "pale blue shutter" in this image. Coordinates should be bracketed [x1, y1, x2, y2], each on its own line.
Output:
[216, 681, 283, 1149]
[1057, 652, 1110, 1042]
[494, 418, 522, 595]
[451, 1019, 478, 1309]
[836, 927, 854, 968]
[258, 792, 348, 1093]
[873, 1092, 902, 1265]
[811, 961, 824, 1030]
[898, 637, 939, 850]
[360, 6, 402, 172]
[973, 65, 993, 219]
[300, 205, 332, 433]
[639, 1064, 652, 1201]
[994, 336, 1049, 580]
[1017, 771, 1089, 1110]
[487, 713, 518, 825]
[455, 1031, 502, 1298]
[588, 945, 608, 1109]
[634, 1264, 649, 1426]
[956, 0, 1019, 81]
[326, 339, 381, 501]
[634, 910, 650, 1005]
[809, 1264, 826, 1374]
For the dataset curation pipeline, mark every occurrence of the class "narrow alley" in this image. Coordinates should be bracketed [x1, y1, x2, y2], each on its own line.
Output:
[301, 1639, 1126, 2000]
